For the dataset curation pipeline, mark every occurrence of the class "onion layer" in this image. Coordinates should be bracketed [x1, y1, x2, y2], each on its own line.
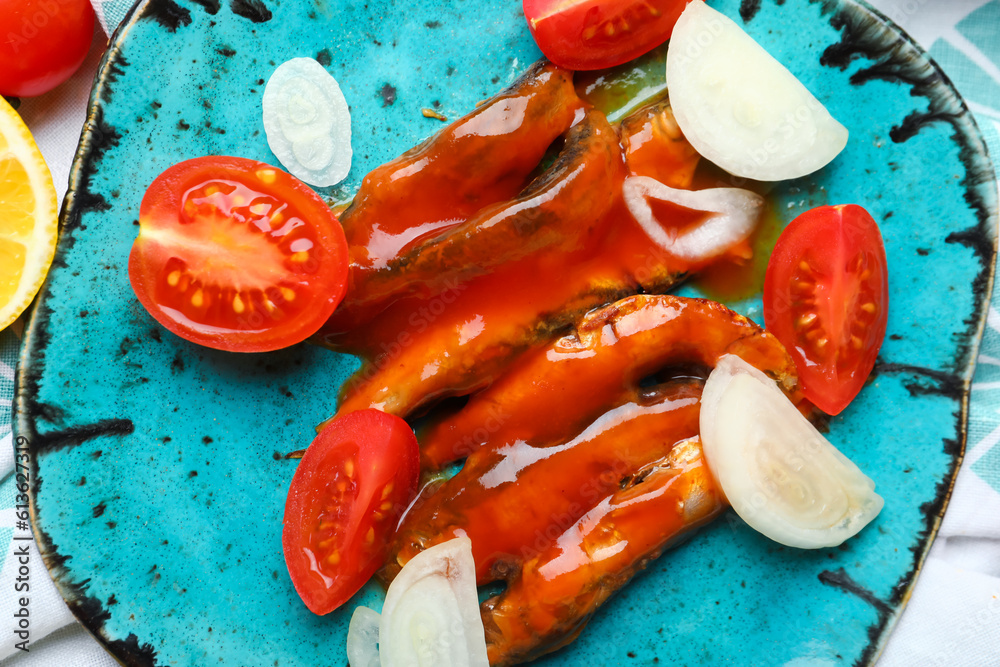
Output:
[623, 175, 764, 262]
[262, 58, 352, 187]
[379, 537, 489, 667]
[666, 2, 848, 181]
[700, 355, 883, 549]
[347, 606, 381, 667]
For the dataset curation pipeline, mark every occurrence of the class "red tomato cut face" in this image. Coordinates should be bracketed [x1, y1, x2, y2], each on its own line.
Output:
[282, 409, 420, 615]
[523, 0, 693, 70]
[763, 205, 889, 416]
[129, 156, 349, 352]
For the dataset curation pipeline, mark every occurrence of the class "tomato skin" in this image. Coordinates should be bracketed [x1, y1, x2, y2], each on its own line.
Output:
[523, 0, 692, 70]
[129, 156, 349, 353]
[0, 0, 95, 97]
[763, 205, 889, 415]
[283, 410, 420, 615]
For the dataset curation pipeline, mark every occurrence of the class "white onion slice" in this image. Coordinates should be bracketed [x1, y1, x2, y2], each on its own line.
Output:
[666, 2, 848, 181]
[262, 58, 352, 186]
[700, 355, 883, 549]
[347, 606, 381, 667]
[379, 537, 489, 667]
[622, 175, 763, 262]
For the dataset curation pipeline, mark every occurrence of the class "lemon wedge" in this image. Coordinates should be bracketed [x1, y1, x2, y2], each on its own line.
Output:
[0, 96, 58, 331]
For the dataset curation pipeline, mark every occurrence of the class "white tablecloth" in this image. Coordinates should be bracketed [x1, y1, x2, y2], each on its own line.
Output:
[2, 0, 999, 664]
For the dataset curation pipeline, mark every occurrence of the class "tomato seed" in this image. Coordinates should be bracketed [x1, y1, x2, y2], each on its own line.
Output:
[797, 313, 817, 328]
[167, 270, 181, 287]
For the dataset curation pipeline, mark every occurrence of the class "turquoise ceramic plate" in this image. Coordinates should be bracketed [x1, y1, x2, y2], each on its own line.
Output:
[14, 0, 998, 665]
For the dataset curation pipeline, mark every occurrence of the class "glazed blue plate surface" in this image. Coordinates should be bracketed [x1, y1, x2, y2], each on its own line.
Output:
[14, 0, 998, 665]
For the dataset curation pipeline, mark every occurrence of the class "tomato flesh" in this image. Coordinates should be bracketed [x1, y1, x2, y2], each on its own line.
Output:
[283, 409, 419, 615]
[129, 156, 349, 352]
[763, 205, 889, 415]
[523, 0, 692, 70]
[0, 0, 95, 97]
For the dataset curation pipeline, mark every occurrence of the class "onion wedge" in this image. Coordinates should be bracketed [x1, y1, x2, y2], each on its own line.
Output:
[666, 2, 848, 181]
[262, 58, 352, 187]
[622, 175, 764, 262]
[379, 537, 489, 667]
[347, 606, 381, 667]
[700, 355, 883, 549]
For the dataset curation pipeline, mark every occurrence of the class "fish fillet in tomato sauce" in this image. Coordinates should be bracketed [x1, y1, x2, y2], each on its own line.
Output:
[319, 94, 717, 420]
[382, 295, 799, 666]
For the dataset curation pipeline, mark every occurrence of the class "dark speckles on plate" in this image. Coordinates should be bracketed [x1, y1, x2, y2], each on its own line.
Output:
[142, 0, 192, 31]
[229, 0, 271, 23]
[740, 0, 762, 22]
[190, 0, 221, 14]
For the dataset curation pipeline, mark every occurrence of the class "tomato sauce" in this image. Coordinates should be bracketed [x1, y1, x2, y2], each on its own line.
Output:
[312, 62, 785, 662]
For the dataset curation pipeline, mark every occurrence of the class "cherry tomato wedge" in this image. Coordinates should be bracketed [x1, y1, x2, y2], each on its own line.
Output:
[0, 0, 95, 97]
[283, 409, 420, 615]
[523, 0, 692, 70]
[763, 204, 889, 416]
[129, 156, 349, 352]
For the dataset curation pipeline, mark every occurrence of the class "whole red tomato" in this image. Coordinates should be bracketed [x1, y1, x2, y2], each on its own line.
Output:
[0, 0, 95, 97]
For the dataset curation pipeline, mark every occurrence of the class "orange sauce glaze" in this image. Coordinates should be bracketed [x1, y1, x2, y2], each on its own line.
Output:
[482, 439, 725, 666]
[327, 61, 583, 333]
[307, 64, 801, 662]
[389, 380, 704, 583]
[319, 100, 713, 421]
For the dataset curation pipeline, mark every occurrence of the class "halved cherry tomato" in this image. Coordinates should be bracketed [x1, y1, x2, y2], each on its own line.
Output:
[762, 204, 889, 415]
[523, 0, 692, 70]
[282, 409, 419, 615]
[129, 156, 349, 352]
